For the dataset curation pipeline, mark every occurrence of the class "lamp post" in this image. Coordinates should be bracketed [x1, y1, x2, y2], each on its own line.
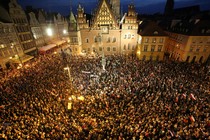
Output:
[100, 29, 106, 71]
[64, 65, 72, 82]
[10, 42, 23, 66]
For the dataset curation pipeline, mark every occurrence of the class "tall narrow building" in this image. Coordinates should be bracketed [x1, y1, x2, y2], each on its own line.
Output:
[8, 0, 37, 55]
[164, 0, 174, 16]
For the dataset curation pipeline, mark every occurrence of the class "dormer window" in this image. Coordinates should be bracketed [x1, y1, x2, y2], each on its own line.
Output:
[154, 31, 158, 35]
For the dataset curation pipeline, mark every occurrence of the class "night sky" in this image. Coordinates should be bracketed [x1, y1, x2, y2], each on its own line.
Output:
[17, 0, 210, 16]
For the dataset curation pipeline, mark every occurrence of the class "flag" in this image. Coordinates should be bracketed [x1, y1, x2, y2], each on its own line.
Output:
[190, 93, 196, 100]
[182, 93, 186, 98]
[190, 115, 195, 122]
[168, 130, 174, 137]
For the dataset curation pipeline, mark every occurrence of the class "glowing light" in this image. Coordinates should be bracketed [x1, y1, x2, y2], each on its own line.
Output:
[54, 51, 57, 54]
[63, 29, 67, 34]
[77, 96, 84, 101]
[9, 57, 12, 59]
[137, 51, 141, 55]
[46, 28, 53, 36]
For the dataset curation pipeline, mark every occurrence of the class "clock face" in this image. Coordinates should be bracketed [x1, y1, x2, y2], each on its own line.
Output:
[101, 25, 109, 34]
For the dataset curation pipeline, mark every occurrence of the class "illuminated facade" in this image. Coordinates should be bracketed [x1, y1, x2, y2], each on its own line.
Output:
[8, 0, 36, 55]
[137, 21, 168, 61]
[71, 0, 138, 55]
[28, 12, 45, 49]
[165, 20, 210, 63]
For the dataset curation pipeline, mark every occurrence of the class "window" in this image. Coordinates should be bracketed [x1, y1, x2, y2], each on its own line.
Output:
[158, 45, 162, 52]
[113, 37, 116, 42]
[154, 31, 158, 35]
[132, 45, 135, 50]
[159, 38, 164, 43]
[124, 35, 127, 39]
[107, 47, 110, 51]
[128, 34, 131, 39]
[124, 45, 126, 50]
[190, 46, 194, 52]
[99, 47, 102, 51]
[128, 44, 130, 50]
[145, 38, 149, 43]
[113, 47, 116, 51]
[144, 45, 148, 52]
[86, 38, 89, 43]
[107, 37, 110, 42]
[203, 46, 207, 52]
[151, 45, 155, 52]
[196, 47, 200, 52]
[152, 38, 156, 43]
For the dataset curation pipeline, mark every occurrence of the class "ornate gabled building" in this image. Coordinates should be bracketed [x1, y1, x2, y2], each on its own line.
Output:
[0, 3, 23, 69]
[28, 11, 45, 49]
[70, 0, 138, 55]
[8, 0, 36, 55]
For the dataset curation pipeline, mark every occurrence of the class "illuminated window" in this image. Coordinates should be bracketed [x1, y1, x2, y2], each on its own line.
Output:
[190, 46, 194, 52]
[158, 45, 162, 52]
[159, 38, 164, 43]
[144, 45, 148, 52]
[86, 38, 89, 43]
[196, 46, 200, 52]
[124, 45, 126, 50]
[113, 47, 116, 51]
[107, 37, 110, 42]
[128, 44, 130, 50]
[128, 34, 131, 39]
[152, 38, 156, 43]
[151, 45, 155, 52]
[113, 37, 116, 42]
[145, 38, 149, 43]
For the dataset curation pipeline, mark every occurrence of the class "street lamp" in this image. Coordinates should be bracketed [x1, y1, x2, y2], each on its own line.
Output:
[46, 28, 53, 36]
[10, 42, 23, 66]
[64, 65, 72, 81]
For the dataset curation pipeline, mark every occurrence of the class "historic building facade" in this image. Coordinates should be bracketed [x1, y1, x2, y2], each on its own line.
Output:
[137, 21, 168, 61]
[71, 0, 138, 56]
[28, 11, 46, 49]
[165, 19, 210, 63]
[8, 0, 36, 55]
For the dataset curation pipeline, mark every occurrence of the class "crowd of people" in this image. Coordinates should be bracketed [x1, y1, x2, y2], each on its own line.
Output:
[0, 52, 209, 139]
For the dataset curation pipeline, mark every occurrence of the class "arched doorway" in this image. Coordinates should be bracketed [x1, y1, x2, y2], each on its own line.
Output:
[5, 62, 11, 69]
[156, 55, 160, 61]
[199, 56, 203, 63]
[186, 56, 190, 62]
[191, 56, 196, 63]
[142, 55, 146, 61]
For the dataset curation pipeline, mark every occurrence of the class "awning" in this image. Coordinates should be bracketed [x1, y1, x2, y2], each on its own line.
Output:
[39, 44, 57, 52]
[10, 54, 34, 64]
[51, 40, 66, 46]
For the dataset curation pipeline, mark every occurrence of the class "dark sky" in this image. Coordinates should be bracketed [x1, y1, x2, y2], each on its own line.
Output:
[17, 0, 210, 16]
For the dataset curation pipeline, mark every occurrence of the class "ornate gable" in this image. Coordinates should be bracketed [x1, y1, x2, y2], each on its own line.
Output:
[92, 0, 118, 29]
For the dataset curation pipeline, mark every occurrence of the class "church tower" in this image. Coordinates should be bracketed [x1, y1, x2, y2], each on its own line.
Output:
[164, 0, 174, 16]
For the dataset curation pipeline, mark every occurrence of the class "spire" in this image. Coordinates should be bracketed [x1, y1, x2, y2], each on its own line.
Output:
[164, 0, 174, 16]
